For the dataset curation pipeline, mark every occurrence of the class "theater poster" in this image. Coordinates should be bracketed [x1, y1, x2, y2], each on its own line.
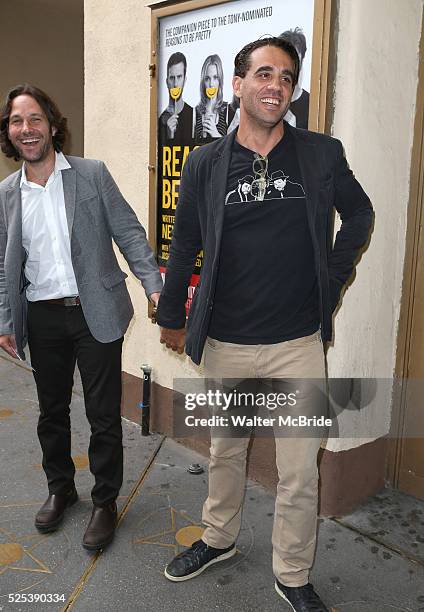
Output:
[151, 0, 328, 313]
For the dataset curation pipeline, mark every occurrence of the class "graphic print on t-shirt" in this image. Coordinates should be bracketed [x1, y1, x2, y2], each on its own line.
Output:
[224, 164, 305, 205]
[208, 132, 319, 345]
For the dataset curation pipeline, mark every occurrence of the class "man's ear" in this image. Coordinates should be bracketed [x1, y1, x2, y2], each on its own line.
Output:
[232, 75, 242, 99]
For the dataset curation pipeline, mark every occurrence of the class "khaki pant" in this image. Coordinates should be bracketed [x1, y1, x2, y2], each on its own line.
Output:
[201, 331, 325, 587]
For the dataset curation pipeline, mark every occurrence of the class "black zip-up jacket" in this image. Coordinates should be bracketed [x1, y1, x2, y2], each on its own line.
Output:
[156, 125, 373, 365]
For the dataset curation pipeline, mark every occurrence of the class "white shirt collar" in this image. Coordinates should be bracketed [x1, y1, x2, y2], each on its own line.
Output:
[20, 151, 71, 188]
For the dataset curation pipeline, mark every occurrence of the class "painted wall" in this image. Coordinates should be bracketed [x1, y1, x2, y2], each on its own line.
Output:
[0, 0, 84, 181]
[326, 0, 422, 450]
[84, 0, 422, 450]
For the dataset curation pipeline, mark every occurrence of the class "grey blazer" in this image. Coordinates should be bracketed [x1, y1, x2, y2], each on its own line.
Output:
[0, 155, 163, 358]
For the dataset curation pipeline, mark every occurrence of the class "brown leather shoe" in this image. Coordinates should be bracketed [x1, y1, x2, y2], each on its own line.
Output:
[82, 502, 117, 551]
[35, 487, 78, 532]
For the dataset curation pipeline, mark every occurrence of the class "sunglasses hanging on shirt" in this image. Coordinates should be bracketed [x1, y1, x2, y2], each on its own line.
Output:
[251, 153, 268, 202]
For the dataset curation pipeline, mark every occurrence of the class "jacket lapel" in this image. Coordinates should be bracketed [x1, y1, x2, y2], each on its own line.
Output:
[4, 175, 25, 268]
[288, 124, 320, 230]
[210, 131, 237, 247]
[62, 167, 77, 236]
[288, 124, 323, 280]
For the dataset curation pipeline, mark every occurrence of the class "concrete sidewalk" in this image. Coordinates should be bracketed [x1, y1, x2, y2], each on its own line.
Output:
[0, 354, 423, 612]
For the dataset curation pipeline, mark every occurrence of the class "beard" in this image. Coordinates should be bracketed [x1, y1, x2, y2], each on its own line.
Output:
[14, 138, 53, 164]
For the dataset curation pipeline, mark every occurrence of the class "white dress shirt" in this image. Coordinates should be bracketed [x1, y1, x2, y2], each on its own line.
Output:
[21, 151, 79, 301]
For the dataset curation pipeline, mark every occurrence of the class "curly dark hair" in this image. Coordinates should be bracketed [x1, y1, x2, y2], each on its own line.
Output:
[234, 37, 300, 87]
[0, 84, 68, 161]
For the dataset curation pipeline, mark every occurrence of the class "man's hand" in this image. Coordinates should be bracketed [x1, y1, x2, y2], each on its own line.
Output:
[167, 114, 179, 139]
[160, 327, 186, 354]
[149, 292, 161, 307]
[0, 334, 18, 358]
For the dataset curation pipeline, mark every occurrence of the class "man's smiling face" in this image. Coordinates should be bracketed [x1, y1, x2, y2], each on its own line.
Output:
[7, 95, 55, 163]
[233, 45, 295, 130]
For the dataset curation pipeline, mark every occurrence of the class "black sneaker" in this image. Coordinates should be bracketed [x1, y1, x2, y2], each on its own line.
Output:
[275, 580, 329, 611]
[164, 539, 236, 582]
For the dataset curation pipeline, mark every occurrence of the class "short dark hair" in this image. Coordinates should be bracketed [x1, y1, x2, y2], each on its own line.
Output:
[167, 52, 187, 77]
[0, 84, 68, 161]
[234, 37, 300, 86]
[279, 27, 307, 61]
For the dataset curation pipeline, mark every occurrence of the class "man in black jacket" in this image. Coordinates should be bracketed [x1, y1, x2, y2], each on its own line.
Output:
[156, 37, 373, 612]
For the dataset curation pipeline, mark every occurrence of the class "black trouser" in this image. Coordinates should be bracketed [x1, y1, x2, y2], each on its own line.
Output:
[27, 301, 123, 507]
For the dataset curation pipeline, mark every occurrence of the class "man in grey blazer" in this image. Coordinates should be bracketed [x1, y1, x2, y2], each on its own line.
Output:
[0, 84, 162, 550]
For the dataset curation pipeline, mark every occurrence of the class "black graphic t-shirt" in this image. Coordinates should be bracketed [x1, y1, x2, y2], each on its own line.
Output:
[208, 129, 319, 344]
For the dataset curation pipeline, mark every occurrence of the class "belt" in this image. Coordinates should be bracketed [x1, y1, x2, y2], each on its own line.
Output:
[38, 296, 81, 306]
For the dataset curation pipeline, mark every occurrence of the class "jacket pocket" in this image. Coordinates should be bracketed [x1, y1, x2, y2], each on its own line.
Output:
[101, 269, 128, 290]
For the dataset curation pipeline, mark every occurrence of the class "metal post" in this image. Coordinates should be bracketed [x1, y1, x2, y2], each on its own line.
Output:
[140, 364, 152, 436]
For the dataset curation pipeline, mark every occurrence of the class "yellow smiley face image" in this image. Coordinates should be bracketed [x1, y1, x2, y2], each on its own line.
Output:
[206, 87, 218, 99]
[170, 87, 182, 100]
